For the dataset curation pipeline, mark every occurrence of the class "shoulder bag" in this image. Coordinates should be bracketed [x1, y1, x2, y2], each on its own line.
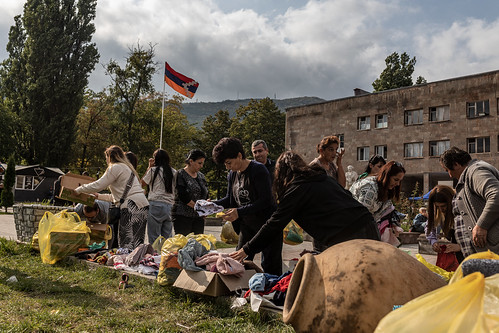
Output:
[108, 172, 135, 225]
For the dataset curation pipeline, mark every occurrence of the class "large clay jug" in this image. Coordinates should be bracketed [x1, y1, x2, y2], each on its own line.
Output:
[283, 239, 446, 333]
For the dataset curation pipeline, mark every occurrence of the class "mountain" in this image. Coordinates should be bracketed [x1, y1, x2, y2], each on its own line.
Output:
[181, 96, 326, 126]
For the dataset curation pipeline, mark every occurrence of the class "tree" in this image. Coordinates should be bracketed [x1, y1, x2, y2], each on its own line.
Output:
[1, 155, 16, 212]
[105, 43, 157, 153]
[229, 98, 286, 161]
[197, 109, 233, 197]
[372, 52, 426, 92]
[0, 0, 99, 166]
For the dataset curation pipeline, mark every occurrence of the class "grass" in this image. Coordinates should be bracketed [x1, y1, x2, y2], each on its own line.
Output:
[0, 237, 293, 332]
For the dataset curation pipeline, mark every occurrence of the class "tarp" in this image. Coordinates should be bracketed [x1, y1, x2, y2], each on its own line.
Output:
[408, 190, 432, 201]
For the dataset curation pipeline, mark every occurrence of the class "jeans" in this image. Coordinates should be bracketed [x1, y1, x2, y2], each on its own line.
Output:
[147, 201, 173, 244]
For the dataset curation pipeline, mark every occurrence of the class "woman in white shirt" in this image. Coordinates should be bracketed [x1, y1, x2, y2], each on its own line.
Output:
[141, 148, 175, 243]
[75, 145, 148, 250]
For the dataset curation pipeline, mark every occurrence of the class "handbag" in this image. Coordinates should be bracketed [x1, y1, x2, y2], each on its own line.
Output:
[436, 244, 459, 272]
[107, 172, 135, 225]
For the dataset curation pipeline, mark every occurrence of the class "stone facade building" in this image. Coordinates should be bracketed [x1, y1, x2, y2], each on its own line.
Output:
[285, 70, 499, 195]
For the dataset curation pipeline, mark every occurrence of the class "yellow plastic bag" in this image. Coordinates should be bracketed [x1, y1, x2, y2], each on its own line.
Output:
[375, 272, 499, 333]
[220, 221, 239, 244]
[161, 234, 188, 256]
[186, 233, 217, 250]
[416, 254, 454, 282]
[151, 235, 166, 254]
[449, 250, 499, 284]
[283, 220, 303, 245]
[38, 210, 90, 264]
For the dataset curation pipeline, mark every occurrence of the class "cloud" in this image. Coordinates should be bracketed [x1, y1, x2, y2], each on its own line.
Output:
[414, 18, 499, 81]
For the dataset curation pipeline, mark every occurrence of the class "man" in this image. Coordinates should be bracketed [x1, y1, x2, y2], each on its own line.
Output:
[440, 146, 499, 256]
[74, 200, 117, 247]
[74, 200, 110, 224]
[251, 140, 276, 181]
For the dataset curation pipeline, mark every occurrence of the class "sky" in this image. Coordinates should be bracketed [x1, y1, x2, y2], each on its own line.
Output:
[1, 0, 499, 103]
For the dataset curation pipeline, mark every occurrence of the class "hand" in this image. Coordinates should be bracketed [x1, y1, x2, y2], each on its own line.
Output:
[148, 158, 154, 168]
[432, 243, 442, 253]
[472, 225, 488, 248]
[223, 208, 239, 222]
[229, 248, 247, 262]
[336, 148, 345, 163]
[444, 243, 461, 253]
[92, 193, 99, 199]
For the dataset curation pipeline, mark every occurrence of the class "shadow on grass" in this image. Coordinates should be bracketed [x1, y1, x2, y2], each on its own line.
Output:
[0, 263, 121, 310]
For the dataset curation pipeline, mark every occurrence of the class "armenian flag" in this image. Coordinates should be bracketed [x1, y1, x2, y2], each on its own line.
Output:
[164, 62, 199, 99]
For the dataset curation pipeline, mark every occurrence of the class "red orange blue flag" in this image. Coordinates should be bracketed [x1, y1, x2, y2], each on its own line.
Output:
[164, 62, 199, 99]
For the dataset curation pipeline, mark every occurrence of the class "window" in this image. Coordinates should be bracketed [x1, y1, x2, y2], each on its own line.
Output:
[467, 100, 489, 118]
[404, 142, 423, 158]
[14, 175, 43, 190]
[429, 105, 450, 122]
[336, 133, 344, 148]
[467, 137, 490, 153]
[357, 146, 370, 161]
[404, 109, 423, 125]
[375, 145, 387, 159]
[429, 140, 450, 156]
[358, 116, 370, 130]
[375, 114, 388, 128]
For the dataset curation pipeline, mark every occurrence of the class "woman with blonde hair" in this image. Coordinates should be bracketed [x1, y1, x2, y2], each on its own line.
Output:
[75, 145, 148, 250]
[426, 185, 464, 262]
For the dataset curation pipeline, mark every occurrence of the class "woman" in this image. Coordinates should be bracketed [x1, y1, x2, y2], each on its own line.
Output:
[357, 154, 386, 180]
[212, 137, 282, 275]
[141, 148, 175, 243]
[426, 185, 464, 263]
[349, 161, 405, 245]
[172, 149, 208, 236]
[309, 135, 346, 187]
[74, 145, 148, 250]
[230, 151, 379, 262]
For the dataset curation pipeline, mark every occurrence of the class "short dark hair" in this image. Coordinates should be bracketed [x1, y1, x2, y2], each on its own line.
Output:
[440, 146, 472, 170]
[185, 149, 206, 164]
[317, 135, 339, 154]
[212, 137, 246, 165]
[251, 140, 268, 150]
[83, 203, 99, 214]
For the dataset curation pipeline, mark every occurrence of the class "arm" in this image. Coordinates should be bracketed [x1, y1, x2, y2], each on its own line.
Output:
[241, 185, 301, 256]
[237, 164, 273, 216]
[471, 166, 499, 230]
[214, 172, 233, 208]
[74, 167, 116, 194]
[335, 149, 346, 188]
[140, 159, 155, 188]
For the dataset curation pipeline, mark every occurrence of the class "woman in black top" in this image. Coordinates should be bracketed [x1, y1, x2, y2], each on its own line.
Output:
[213, 137, 282, 275]
[172, 149, 208, 236]
[230, 151, 380, 262]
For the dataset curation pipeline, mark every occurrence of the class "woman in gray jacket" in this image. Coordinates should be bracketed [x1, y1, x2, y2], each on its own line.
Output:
[440, 146, 499, 257]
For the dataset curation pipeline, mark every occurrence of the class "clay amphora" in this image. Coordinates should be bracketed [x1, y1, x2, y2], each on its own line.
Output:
[283, 239, 446, 333]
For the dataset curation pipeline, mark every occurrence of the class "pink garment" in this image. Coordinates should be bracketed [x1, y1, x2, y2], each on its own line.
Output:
[195, 252, 245, 276]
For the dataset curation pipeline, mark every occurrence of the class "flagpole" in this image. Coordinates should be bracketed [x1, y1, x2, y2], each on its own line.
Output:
[160, 74, 166, 149]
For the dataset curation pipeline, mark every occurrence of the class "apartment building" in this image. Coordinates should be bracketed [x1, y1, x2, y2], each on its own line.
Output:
[285, 70, 499, 195]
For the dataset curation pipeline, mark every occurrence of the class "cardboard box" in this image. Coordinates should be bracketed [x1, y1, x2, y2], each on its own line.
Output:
[87, 223, 112, 245]
[173, 269, 256, 297]
[57, 173, 96, 205]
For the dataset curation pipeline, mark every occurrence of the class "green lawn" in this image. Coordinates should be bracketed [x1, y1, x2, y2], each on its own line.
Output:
[0, 238, 293, 332]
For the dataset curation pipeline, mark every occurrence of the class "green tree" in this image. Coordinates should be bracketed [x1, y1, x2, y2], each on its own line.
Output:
[105, 43, 157, 153]
[69, 89, 114, 175]
[372, 52, 426, 92]
[1, 0, 99, 166]
[0, 102, 16, 162]
[229, 97, 286, 161]
[197, 109, 232, 197]
[1, 155, 16, 212]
